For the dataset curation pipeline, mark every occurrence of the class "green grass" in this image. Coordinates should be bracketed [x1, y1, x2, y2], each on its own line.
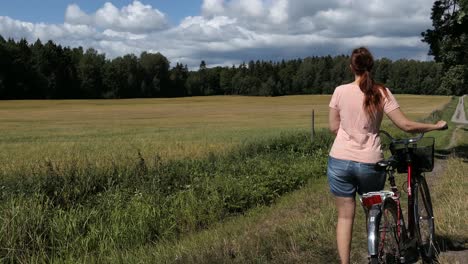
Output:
[106, 156, 466, 264]
[106, 177, 353, 264]
[464, 95, 467, 117]
[433, 157, 468, 264]
[427, 96, 460, 148]
[432, 158, 468, 244]
[97, 97, 463, 264]
[1, 131, 335, 262]
[379, 96, 458, 150]
[0, 95, 454, 262]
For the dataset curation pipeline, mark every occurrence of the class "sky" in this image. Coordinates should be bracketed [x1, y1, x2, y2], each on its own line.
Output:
[0, 0, 436, 68]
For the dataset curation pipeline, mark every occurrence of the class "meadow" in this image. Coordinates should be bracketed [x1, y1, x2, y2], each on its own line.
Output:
[108, 96, 467, 264]
[0, 94, 450, 174]
[0, 94, 457, 263]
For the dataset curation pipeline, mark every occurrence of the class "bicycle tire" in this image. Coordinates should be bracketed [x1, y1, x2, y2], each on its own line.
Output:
[370, 199, 401, 264]
[414, 175, 436, 263]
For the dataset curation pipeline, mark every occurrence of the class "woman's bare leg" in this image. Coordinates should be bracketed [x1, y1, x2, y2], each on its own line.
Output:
[335, 196, 356, 264]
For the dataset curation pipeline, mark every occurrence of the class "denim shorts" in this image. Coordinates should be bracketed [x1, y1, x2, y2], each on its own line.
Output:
[327, 156, 386, 198]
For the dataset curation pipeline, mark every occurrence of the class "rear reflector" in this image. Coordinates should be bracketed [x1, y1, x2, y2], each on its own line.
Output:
[362, 195, 383, 208]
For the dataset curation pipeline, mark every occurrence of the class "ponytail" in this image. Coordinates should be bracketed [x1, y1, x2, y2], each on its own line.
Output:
[351, 47, 387, 120]
[359, 70, 383, 120]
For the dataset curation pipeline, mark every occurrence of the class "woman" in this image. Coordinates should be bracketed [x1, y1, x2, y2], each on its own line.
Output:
[327, 47, 446, 264]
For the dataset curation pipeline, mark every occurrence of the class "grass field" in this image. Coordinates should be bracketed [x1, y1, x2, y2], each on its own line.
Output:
[113, 158, 467, 264]
[0, 94, 459, 263]
[0, 95, 450, 175]
[108, 96, 466, 264]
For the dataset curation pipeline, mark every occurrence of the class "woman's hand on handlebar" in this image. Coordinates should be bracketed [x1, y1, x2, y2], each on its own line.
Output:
[435, 120, 448, 130]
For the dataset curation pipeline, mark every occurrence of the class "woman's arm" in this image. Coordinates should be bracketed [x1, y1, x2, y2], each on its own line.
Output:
[329, 107, 340, 135]
[386, 108, 447, 133]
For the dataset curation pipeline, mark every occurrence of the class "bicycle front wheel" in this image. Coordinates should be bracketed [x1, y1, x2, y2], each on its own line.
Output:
[370, 199, 401, 264]
[414, 175, 435, 262]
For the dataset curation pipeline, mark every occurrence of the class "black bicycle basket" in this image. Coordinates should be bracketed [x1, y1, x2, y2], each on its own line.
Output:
[390, 137, 435, 173]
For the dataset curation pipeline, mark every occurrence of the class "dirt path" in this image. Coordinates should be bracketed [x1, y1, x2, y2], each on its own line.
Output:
[451, 95, 468, 124]
[448, 95, 467, 152]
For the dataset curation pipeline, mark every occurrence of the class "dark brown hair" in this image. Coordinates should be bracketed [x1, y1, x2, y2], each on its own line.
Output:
[351, 47, 387, 120]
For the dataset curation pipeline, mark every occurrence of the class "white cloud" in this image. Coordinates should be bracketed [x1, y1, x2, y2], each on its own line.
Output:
[0, 0, 435, 67]
[65, 1, 167, 33]
[229, 0, 265, 17]
[269, 0, 288, 24]
[64, 4, 91, 25]
[202, 0, 225, 16]
[0, 16, 98, 41]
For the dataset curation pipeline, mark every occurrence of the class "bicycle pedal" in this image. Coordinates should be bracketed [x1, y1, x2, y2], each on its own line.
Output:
[401, 248, 419, 263]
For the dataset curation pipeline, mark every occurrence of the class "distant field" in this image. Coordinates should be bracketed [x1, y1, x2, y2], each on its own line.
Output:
[0, 95, 450, 173]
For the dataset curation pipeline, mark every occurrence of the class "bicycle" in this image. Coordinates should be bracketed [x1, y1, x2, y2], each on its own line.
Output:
[360, 127, 447, 264]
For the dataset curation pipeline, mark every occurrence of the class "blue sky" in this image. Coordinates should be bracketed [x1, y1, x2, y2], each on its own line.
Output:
[0, 0, 202, 24]
[0, 0, 435, 67]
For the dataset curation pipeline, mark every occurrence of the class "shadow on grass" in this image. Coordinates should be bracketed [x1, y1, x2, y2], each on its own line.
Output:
[435, 235, 468, 252]
[435, 144, 468, 162]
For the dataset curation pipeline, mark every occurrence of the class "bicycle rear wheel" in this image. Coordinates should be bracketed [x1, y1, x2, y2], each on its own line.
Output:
[370, 199, 401, 264]
[414, 175, 435, 263]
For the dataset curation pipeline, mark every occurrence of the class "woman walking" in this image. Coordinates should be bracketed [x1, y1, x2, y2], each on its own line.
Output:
[327, 47, 447, 264]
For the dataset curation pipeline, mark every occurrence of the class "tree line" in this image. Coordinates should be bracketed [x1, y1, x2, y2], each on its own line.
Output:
[0, 35, 456, 100]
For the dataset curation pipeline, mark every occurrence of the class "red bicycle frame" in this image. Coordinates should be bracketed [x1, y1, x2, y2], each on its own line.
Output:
[407, 162, 416, 237]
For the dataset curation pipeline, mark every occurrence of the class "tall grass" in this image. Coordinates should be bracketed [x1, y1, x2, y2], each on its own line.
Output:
[0, 131, 333, 262]
[100, 97, 462, 264]
[0, 95, 454, 262]
[432, 159, 468, 248]
[108, 176, 371, 264]
[435, 115, 468, 263]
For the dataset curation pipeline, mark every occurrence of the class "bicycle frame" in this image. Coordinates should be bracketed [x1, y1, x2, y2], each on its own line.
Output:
[363, 130, 436, 262]
[407, 161, 415, 238]
[363, 171, 407, 258]
[363, 165, 419, 260]
[405, 145, 423, 240]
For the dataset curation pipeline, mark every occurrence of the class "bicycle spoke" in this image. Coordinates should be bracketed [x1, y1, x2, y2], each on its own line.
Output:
[414, 176, 435, 262]
[375, 202, 401, 264]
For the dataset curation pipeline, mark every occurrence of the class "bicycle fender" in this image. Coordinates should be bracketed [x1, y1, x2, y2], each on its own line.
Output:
[367, 204, 382, 257]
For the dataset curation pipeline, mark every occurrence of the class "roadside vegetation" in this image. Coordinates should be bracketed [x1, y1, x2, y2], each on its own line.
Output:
[433, 158, 468, 264]
[1, 130, 334, 262]
[115, 96, 464, 264]
[0, 95, 458, 263]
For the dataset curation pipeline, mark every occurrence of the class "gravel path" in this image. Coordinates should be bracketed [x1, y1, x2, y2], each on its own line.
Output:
[451, 95, 468, 124]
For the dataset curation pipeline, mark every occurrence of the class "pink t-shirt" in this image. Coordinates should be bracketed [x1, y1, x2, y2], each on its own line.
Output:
[329, 83, 400, 163]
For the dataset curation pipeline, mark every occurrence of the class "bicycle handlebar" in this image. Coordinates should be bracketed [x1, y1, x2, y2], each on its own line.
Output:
[379, 123, 448, 145]
[379, 130, 424, 145]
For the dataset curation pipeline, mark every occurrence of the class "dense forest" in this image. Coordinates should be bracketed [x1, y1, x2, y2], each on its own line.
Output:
[1, 0, 467, 99]
[0, 35, 454, 99]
